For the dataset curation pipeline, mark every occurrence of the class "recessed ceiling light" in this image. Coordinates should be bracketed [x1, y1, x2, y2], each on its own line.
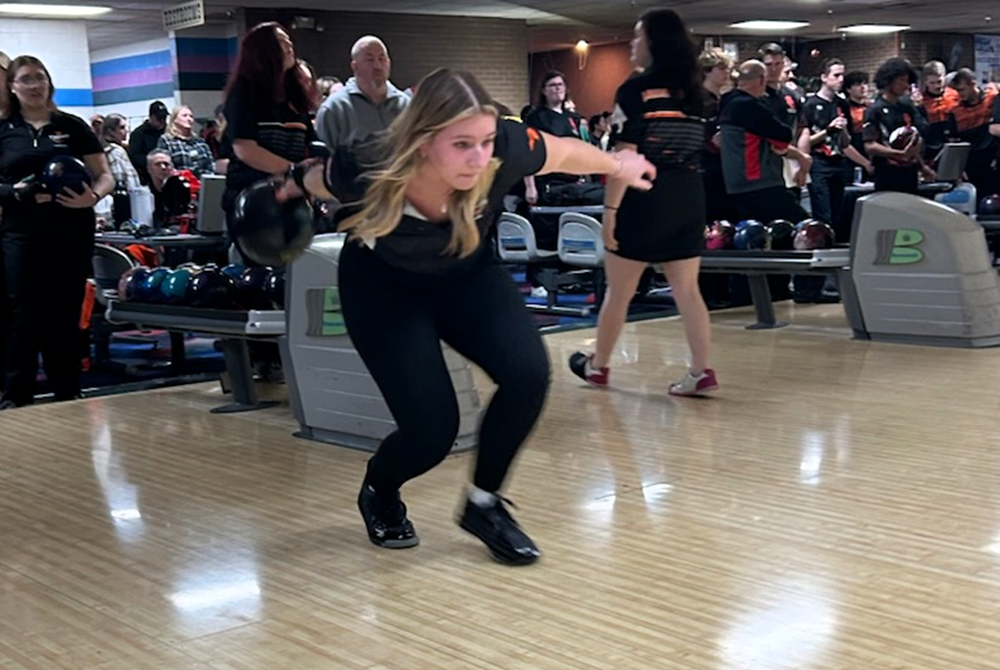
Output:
[0, 3, 111, 17]
[729, 20, 810, 31]
[839, 24, 910, 34]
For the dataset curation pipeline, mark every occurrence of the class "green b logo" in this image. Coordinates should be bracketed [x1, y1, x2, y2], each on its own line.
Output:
[874, 228, 924, 265]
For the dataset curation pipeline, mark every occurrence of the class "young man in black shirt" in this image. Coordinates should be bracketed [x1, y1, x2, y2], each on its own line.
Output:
[798, 58, 872, 241]
[863, 58, 930, 195]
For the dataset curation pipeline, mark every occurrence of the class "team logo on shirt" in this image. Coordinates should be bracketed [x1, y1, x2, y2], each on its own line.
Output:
[49, 132, 70, 146]
[526, 127, 540, 151]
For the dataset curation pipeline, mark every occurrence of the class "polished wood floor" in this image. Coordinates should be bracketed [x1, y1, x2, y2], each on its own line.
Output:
[2, 302, 1000, 670]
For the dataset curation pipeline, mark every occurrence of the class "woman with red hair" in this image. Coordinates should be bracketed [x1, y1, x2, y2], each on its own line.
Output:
[221, 22, 319, 260]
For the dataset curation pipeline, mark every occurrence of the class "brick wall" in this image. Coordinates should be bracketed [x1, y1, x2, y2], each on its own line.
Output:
[793, 33, 975, 79]
[244, 9, 530, 112]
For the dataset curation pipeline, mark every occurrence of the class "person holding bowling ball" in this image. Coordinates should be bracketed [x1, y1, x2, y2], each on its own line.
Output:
[0, 55, 114, 408]
[245, 67, 656, 564]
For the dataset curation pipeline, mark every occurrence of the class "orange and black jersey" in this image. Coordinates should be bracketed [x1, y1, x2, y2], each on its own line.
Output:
[863, 95, 926, 168]
[801, 93, 853, 160]
[847, 98, 869, 156]
[763, 84, 803, 133]
[718, 88, 793, 194]
[920, 88, 959, 155]
[615, 69, 705, 173]
[948, 88, 999, 153]
[330, 118, 547, 277]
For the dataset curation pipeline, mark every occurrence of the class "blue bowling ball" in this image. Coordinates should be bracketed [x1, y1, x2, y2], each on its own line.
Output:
[161, 267, 194, 305]
[117, 266, 149, 302]
[264, 270, 286, 309]
[735, 219, 760, 232]
[41, 155, 92, 195]
[733, 221, 770, 250]
[136, 267, 170, 303]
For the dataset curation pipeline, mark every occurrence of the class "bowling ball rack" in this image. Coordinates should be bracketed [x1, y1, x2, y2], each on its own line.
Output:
[106, 300, 285, 413]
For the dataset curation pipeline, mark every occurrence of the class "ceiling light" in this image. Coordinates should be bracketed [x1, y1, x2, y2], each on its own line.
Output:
[729, 20, 809, 31]
[0, 3, 111, 17]
[839, 24, 910, 34]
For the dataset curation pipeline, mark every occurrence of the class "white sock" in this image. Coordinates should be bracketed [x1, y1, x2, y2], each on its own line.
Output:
[468, 485, 498, 507]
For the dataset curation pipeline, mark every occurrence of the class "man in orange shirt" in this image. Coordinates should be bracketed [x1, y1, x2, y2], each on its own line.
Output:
[917, 60, 959, 162]
[948, 69, 1000, 198]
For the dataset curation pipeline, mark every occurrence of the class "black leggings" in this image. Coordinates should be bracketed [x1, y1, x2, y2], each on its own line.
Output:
[2, 230, 93, 405]
[338, 243, 550, 494]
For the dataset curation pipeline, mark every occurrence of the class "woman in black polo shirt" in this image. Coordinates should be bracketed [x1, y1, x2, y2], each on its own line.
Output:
[221, 22, 318, 261]
[0, 55, 114, 408]
[268, 68, 654, 565]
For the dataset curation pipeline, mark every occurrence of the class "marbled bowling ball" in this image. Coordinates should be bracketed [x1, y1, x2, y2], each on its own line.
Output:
[793, 220, 835, 250]
[705, 220, 735, 250]
[117, 266, 150, 302]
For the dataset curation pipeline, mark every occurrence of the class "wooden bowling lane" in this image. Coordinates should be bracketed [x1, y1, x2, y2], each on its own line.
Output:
[1, 301, 1000, 669]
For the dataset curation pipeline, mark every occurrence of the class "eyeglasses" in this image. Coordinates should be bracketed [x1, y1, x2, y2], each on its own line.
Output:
[13, 74, 48, 86]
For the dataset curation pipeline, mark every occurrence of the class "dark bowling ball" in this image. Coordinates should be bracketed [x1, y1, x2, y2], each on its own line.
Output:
[735, 219, 760, 232]
[978, 193, 1000, 216]
[793, 220, 835, 250]
[232, 180, 315, 267]
[733, 220, 770, 250]
[705, 220, 735, 250]
[117, 266, 149, 302]
[264, 270, 286, 309]
[136, 266, 170, 303]
[161, 174, 192, 216]
[236, 266, 273, 310]
[221, 263, 246, 281]
[41, 154, 92, 195]
[767, 219, 796, 250]
[161, 267, 194, 305]
[186, 265, 235, 309]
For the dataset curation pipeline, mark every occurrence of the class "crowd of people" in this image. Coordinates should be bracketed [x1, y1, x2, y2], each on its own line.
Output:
[2, 7, 1000, 564]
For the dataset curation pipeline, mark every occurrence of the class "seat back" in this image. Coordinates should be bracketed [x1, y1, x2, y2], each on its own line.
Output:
[92, 243, 137, 293]
[558, 212, 604, 268]
[496, 212, 542, 262]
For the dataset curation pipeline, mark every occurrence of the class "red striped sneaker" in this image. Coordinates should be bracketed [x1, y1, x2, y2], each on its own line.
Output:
[668, 368, 719, 397]
[568, 352, 609, 387]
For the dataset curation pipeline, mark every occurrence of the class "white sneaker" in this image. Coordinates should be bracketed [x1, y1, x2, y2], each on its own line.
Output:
[530, 286, 548, 299]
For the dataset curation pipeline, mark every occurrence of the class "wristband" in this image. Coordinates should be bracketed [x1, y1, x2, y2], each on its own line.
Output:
[286, 162, 308, 191]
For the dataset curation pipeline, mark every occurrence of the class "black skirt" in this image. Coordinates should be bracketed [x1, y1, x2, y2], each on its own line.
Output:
[613, 168, 706, 263]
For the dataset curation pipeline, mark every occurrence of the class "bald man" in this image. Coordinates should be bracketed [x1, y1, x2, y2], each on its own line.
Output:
[315, 35, 410, 156]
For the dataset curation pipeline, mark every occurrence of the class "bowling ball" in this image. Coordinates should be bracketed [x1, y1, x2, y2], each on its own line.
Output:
[978, 193, 1000, 216]
[733, 220, 770, 250]
[221, 264, 246, 281]
[235, 266, 273, 310]
[161, 267, 194, 305]
[264, 270, 286, 309]
[793, 220, 835, 250]
[735, 219, 761, 231]
[161, 174, 192, 216]
[40, 155, 92, 195]
[186, 265, 235, 309]
[888, 125, 919, 150]
[767, 219, 796, 250]
[136, 267, 170, 303]
[705, 220, 735, 250]
[232, 180, 315, 266]
[117, 266, 149, 302]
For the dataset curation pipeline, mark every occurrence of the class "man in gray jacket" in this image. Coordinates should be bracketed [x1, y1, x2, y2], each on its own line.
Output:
[316, 35, 410, 199]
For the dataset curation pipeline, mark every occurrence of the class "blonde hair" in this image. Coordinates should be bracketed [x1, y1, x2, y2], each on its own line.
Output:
[699, 47, 733, 74]
[165, 104, 193, 138]
[340, 68, 501, 258]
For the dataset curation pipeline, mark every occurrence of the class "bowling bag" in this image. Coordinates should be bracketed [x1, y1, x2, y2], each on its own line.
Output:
[540, 181, 605, 207]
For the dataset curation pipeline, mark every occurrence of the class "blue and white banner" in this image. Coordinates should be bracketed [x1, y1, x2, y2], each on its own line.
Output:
[973, 34, 1000, 85]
